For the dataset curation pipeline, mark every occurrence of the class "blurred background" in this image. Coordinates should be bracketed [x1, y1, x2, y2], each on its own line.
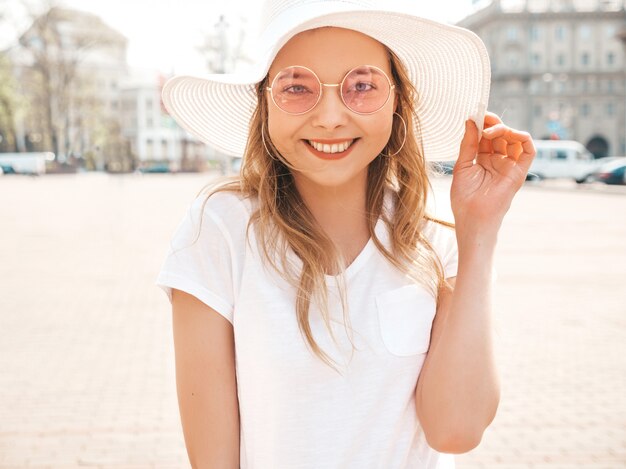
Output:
[0, 0, 623, 176]
[0, 0, 625, 468]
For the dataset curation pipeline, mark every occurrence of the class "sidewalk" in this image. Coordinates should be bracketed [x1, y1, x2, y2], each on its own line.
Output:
[0, 173, 624, 468]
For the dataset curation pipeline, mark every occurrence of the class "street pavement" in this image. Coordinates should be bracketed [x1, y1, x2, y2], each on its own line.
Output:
[0, 172, 624, 468]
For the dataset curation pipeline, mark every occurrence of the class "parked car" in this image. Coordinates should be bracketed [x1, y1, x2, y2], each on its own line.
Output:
[578, 156, 625, 183]
[0, 163, 16, 175]
[528, 140, 599, 182]
[0, 152, 51, 175]
[138, 163, 170, 173]
[584, 157, 626, 185]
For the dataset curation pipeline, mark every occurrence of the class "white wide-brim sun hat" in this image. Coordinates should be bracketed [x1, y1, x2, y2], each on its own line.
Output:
[162, 0, 490, 162]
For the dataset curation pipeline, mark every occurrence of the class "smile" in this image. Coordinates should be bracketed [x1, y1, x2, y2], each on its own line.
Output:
[306, 139, 355, 154]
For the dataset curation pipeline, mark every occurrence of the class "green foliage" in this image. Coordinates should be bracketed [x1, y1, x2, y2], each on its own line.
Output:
[0, 54, 21, 152]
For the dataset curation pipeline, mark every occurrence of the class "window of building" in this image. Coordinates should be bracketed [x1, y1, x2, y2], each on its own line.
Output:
[534, 104, 542, 117]
[146, 98, 153, 110]
[146, 117, 153, 128]
[607, 52, 615, 66]
[607, 102, 614, 116]
[581, 52, 589, 66]
[529, 79, 540, 95]
[556, 54, 565, 67]
[506, 26, 518, 41]
[605, 25, 617, 39]
[555, 25, 565, 41]
[530, 25, 540, 41]
[580, 103, 590, 117]
[607, 80, 614, 93]
[579, 24, 591, 40]
[531, 53, 541, 67]
[554, 81, 565, 94]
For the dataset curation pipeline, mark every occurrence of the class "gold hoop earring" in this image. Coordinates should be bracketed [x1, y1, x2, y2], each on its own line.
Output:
[261, 123, 279, 161]
[380, 112, 407, 157]
[260, 124, 299, 171]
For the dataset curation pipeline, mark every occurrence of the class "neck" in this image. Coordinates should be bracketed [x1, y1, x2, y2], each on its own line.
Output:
[293, 172, 369, 244]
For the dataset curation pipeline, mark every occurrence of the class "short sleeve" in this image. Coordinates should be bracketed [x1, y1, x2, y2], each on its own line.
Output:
[156, 196, 235, 324]
[423, 221, 458, 279]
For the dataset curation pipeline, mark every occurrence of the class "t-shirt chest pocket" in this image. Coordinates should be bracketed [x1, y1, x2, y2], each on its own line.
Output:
[375, 284, 437, 356]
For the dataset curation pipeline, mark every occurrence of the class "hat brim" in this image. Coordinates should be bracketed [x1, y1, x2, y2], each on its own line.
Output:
[162, 9, 490, 161]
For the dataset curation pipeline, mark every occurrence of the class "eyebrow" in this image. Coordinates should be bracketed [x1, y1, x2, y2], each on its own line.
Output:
[352, 68, 379, 76]
[276, 70, 308, 80]
[273, 65, 384, 82]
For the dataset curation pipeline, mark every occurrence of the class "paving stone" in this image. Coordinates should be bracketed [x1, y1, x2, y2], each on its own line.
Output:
[1, 173, 625, 468]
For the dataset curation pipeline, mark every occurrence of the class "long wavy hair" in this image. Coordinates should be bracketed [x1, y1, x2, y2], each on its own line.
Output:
[197, 48, 452, 373]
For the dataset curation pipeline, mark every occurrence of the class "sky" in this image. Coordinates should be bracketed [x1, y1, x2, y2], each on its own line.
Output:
[2, 0, 481, 76]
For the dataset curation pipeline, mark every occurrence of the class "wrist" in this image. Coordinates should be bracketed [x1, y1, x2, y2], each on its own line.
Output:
[456, 228, 498, 258]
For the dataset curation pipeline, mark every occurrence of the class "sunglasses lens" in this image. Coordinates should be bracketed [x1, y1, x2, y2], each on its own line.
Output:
[342, 66, 391, 114]
[271, 67, 320, 114]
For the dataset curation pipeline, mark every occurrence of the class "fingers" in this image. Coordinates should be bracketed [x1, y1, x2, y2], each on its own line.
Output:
[483, 111, 503, 130]
[457, 120, 479, 167]
[481, 124, 536, 171]
[459, 115, 536, 175]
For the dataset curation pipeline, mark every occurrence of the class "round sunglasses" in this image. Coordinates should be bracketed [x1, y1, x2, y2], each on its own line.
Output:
[266, 65, 395, 115]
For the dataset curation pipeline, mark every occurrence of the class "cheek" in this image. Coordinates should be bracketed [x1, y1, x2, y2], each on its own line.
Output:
[365, 116, 394, 149]
[267, 111, 299, 153]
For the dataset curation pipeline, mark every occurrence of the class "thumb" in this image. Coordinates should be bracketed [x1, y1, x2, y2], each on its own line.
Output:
[456, 120, 479, 167]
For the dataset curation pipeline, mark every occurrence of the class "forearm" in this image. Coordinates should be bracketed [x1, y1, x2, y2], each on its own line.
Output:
[416, 231, 501, 452]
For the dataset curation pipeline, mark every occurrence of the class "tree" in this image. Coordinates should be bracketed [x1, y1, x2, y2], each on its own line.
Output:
[16, 3, 128, 169]
[18, 5, 104, 160]
[197, 14, 252, 73]
[0, 54, 21, 152]
[0, 0, 22, 152]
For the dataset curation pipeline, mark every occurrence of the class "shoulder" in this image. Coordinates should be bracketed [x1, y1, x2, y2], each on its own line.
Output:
[191, 189, 253, 224]
[174, 189, 253, 249]
[186, 189, 255, 234]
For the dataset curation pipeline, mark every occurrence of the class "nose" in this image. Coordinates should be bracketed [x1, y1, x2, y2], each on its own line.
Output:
[310, 84, 349, 130]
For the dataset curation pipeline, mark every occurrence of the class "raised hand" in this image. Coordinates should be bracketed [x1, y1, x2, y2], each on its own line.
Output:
[450, 112, 536, 240]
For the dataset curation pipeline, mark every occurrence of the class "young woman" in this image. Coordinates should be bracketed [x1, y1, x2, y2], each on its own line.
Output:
[157, 1, 535, 468]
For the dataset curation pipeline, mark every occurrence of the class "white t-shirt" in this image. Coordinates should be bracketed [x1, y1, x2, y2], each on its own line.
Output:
[156, 191, 458, 469]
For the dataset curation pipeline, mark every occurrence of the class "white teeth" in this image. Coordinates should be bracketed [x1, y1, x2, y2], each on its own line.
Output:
[308, 139, 354, 154]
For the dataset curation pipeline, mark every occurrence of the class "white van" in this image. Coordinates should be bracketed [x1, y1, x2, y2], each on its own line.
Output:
[0, 152, 53, 175]
[528, 140, 598, 182]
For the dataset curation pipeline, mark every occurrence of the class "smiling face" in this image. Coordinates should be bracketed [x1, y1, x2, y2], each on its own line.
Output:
[266, 27, 395, 195]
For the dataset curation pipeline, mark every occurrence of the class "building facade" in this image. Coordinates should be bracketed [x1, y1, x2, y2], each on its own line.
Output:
[120, 78, 216, 172]
[459, 0, 626, 157]
[4, 7, 216, 172]
[7, 7, 130, 168]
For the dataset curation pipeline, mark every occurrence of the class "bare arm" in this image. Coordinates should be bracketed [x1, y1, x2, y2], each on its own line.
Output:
[172, 289, 240, 469]
[415, 240, 500, 454]
[415, 114, 534, 453]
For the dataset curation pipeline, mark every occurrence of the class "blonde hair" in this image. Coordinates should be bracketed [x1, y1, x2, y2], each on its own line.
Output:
[197, 49, 452, 373]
